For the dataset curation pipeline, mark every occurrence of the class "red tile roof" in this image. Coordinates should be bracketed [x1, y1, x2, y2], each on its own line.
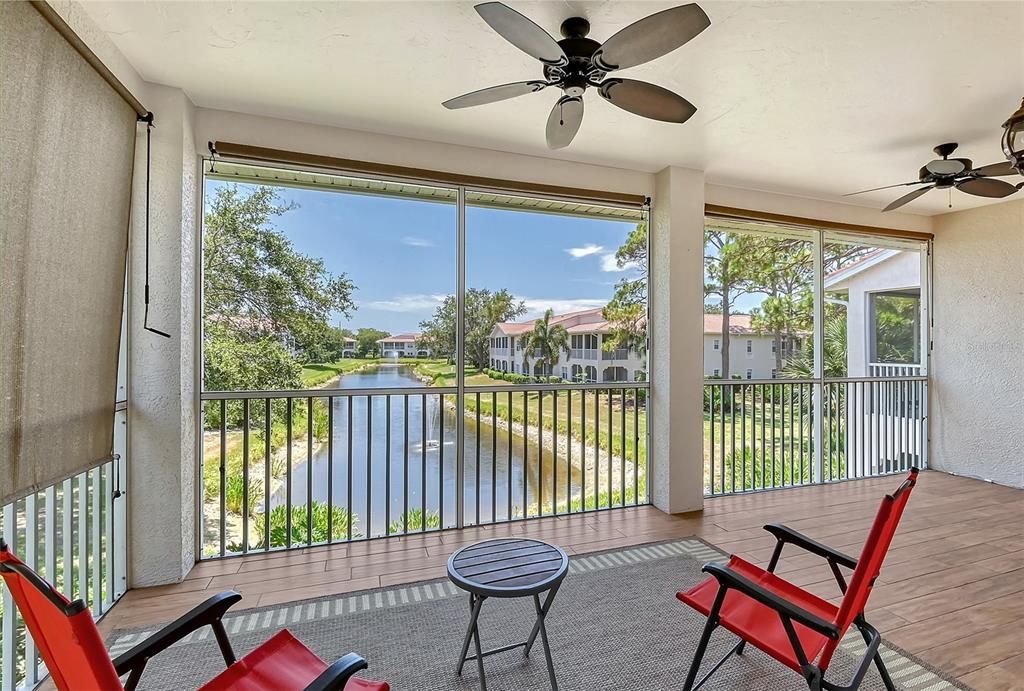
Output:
[703, 313, 754, 335]
[377, 333, 422, 343]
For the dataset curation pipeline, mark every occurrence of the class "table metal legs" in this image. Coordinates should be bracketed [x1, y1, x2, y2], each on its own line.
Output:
[455, 585, 561, 691]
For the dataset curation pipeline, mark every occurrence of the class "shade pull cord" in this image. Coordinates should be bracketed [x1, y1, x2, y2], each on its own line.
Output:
[140, 113, 170, 338]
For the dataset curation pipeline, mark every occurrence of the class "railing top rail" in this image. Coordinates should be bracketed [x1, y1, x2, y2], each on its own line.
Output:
[201, 380, 649, 400]
[703, 376, 927, 386]
[867, 362, 921, 368]
[202, 386, 457, 400]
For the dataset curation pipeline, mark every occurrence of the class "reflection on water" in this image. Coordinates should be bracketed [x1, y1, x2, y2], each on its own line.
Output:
[273, 365, 582, 536]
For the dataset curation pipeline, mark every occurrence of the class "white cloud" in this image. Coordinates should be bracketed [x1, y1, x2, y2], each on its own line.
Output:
[600, 253, 638, 273]
[364, 294, 446, 313]
[517, 297, 607, 321]
[401, 236, 434, 248]
[565, 243, 604, 258]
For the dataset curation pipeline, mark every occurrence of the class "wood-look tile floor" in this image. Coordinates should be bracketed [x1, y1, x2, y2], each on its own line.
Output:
[100, 471, 1024, 689]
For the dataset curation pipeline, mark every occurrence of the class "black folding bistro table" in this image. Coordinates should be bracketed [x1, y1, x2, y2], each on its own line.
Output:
[446, 538, 569, 691]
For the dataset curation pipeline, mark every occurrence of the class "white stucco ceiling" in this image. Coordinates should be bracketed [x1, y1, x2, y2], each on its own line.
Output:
[82, 1, 1024, 215]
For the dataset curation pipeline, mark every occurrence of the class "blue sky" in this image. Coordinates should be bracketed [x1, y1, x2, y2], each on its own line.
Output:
[206, 180, 643, 334]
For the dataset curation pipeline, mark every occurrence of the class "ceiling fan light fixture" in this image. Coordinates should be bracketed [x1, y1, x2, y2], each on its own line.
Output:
[1001, 97, 1024, 175]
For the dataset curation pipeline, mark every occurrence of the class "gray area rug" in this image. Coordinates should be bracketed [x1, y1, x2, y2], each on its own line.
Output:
[109, 539, 968, 691]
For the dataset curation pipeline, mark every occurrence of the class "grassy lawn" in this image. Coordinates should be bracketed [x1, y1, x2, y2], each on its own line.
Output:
[300, 358, 378, 386]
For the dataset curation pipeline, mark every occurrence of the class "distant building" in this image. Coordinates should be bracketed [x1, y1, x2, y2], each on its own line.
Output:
[341, 336, 358, 358]
[702, 313, 802, 380]
[488, 308, 644, 383]
[377, 333, 431, 358]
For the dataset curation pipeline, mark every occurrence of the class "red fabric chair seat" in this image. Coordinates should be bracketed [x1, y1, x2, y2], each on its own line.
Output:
[200, 629, 389, 691]
[677, 555, 838, 672]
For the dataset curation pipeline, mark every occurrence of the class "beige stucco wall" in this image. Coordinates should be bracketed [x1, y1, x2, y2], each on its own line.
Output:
[931, 200, 1024, 488]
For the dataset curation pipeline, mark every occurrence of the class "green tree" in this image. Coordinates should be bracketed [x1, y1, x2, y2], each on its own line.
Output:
[419, 288, 525, 369]
[521, 308, 570, 376]
[783, 312, 848, 378]
[204, 322, 303, 391]
[704, 229, 758, 379]
[602, 222, 648, 353]
[355, 328, 389, 357]
[203, 184, 357, 384]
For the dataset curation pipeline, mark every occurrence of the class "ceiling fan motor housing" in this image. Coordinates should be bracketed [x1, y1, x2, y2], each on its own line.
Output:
[544, 17, 604, 97]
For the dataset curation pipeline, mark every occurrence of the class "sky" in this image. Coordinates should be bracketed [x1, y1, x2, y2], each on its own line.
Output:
[205, 179, 644, 335]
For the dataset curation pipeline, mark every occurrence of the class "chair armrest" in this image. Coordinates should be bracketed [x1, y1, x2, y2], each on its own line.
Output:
[112, 591, 243, 677]
[303, 653, 369, 691]
[763, 523, 858, 570]
[702, 563, 841, 640]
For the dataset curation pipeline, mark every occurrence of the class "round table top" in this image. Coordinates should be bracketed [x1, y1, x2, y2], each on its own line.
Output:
[447, 538, 569, 597]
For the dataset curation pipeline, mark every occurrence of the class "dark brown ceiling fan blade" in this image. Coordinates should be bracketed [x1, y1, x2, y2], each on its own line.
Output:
[592, 3, 711, 71]
[956, 176, 1020, 198]
[971, 161, 1017, 177]
[475, 2, 567, 66]
[443, 81, 547, 109]
[546, 96, 583, 149]
[883, 186, 933, 212]
[598, 79, 696, 123]
[843, 181, 925, 196]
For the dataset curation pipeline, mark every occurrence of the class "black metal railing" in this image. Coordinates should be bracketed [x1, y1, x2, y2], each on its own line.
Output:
[704, 377, 926, 496]
[200, 382, 649, 559]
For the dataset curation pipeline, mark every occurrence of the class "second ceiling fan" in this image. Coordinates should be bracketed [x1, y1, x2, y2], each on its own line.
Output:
[443, 2, 710, 149]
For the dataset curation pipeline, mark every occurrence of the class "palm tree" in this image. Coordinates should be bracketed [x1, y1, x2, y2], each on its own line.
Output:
[782, 315, 847, 379]
[522, 309, 570, 379]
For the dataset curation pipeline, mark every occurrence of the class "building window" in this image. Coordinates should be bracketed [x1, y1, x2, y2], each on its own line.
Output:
[772, 340, 777, 353]
[713, 368, 720, 377]
[746, 369, 753, 379]
[746, 339, 752, 353]
[561, 367, 567, 380]
[713, 339, 720, 351]
[771, 369, 777, 379]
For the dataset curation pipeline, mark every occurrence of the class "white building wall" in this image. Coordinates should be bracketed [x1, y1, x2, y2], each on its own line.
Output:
[701, 335, 784, 379]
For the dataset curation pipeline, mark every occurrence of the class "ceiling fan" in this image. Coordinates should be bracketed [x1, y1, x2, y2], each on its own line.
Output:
[443, 2, 710, 149]
[845, 143, 1022, 212]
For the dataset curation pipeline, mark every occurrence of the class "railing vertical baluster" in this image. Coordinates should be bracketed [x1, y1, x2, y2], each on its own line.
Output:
[730, 384, 737, 492]
[523, 392, 529, 517]
[403, 395, 409, 534]
[538, 390, 544, 516]
[242, 399, 250, 553]
[438, 394, 445, 529]
[859, 381, 866, 478]
[385, 395, 391, 536]
[91, 468, 101, 611]
[553, 390, 558, 514]
[285, 398, 293, 548]
[2, 503, 15, 691]
[720, 382, 727, 492]
[507, 391, 513, 521]
[219, 399, 227, 556]
[788, 383, 795, 486]
[327, 397, 334, 542]
[44, 485, 56, 588]
[475, 392, 481, 525]
[62, 478, 72, 594]
[421, 393, 427, 532]
[619, 388, 626, 506]
[800, 383, 806, 485]
[594, 389, 600, 508]
[759, 385, 765, 489]
[708, 384, 715, 495]
[740, 384, 746, 490]
[567, 390, 573, 512]
[77, 472, 87, 604]
[264, 399, 271, 551]
[24, 492, 38, 686]
[769, 383, 776, 488]
[580, 389, 587, 508]
[367, 395, 373, 539]
[491, 391, 497, 523]
[347, 396, 353, 542]
[307, 397, 314, 545]
[606, 388, 613, 507]
[633, 387, 639, 505]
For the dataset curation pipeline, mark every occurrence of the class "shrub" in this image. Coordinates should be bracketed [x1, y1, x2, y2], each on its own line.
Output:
[224, 474, 264, 516]
[388, 508, 441, 534]
[254, 501, 359, 548]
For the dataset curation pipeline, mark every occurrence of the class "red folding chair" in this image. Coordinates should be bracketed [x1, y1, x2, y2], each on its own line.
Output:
[677, 468, 918, 691]
[0, 541, 389, 691]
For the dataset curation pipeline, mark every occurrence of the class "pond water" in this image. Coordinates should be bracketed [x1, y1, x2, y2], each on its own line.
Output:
[272, 364, 583, 536]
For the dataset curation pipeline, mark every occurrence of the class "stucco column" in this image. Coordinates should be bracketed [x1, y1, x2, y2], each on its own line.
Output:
[649, 166, 705, 514]
[127, 83, 199, 586]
